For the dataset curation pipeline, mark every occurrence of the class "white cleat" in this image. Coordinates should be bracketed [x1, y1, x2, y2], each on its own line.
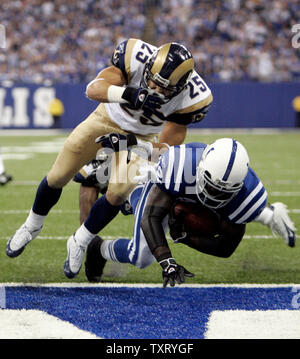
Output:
[6, 224, 42, 258]
[63, 234, 86, 279]
[269, 202, 296, 247]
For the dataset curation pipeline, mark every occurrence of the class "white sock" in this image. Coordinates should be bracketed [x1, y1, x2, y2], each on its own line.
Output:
[100, 239, 116, 261]
[0, 155, 5, 174]
[253, 206, 274, 226]
[24, 209, 46, 230]
[74, 224, 96, 249]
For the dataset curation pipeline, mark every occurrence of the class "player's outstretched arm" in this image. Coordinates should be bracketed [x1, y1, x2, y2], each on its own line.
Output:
[86, 66, 127, 102]
[141, 185, 194, 287]
[86, 66, 164, 111]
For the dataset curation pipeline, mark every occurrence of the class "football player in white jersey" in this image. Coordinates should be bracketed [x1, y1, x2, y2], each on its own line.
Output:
[0, 148, 13, 185]
[83, 139, 296, 287]
[6, 39, 213, 275]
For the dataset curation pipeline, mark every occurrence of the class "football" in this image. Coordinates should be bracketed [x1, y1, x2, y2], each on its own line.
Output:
[173, 202, 220, 236]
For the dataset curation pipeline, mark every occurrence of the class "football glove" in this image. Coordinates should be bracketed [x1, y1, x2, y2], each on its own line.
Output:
[159, 257, 194, 288]
[95, 133, 137, 152]
[96, 133, 154, 163]
[122, 86, 164, 110]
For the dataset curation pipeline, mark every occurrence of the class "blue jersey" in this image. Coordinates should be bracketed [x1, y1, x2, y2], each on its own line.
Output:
[155, 143, 267, 224]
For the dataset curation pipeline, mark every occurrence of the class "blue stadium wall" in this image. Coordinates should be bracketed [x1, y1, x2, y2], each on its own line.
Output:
[0, 82, 299, 129]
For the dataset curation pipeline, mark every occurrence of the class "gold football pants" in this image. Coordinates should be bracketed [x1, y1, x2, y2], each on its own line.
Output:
[47, 104, 156, 200]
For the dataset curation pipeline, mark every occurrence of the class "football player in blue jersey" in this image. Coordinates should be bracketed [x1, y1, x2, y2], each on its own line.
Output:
[6, 39, 213, 274]
[83, 138, 296, 287]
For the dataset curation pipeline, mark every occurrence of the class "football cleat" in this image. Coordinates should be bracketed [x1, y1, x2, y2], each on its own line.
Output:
[6, 224, 42, 258]
[85, 236, 107, 282]
[63, 234, 86, 279]
[0, 172, 13, 185]
[269, 202, 296, 247]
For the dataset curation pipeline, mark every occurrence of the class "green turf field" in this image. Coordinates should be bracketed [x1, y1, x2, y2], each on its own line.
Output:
[0, 130, 299, 284]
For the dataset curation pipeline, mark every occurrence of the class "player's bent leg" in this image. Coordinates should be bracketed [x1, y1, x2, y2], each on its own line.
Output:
[8, 109, 109, 260]
[9, 104, 125, 261]
[84, 184, 155, 282]
[64, 121, 155, 279]
[7, 138, 97, 259]
[85, 235, 155, 282]
[63, 194, 122, 279]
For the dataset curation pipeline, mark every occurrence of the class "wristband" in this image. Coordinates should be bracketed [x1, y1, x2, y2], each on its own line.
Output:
[107, 85, 127, 103]
[157, 252, 173, 263]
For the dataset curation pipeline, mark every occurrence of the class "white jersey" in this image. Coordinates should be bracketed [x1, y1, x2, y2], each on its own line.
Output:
[104, 38, 213, 135]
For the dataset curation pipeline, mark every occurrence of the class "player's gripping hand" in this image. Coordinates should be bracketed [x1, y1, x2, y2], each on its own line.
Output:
[159, 257, 194, 288]
[96, 133, 137, 152]
[122, 86, 164, 110]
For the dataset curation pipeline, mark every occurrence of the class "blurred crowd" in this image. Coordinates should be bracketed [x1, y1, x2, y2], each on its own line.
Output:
[0, 0, 299, 84]
[154, 0, 300, 82]
[0, 0, 146, 83]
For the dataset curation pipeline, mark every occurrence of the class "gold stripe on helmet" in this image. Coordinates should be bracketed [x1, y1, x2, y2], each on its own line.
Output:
[168, 58, 194, 86]
[150, 43, 171, 75]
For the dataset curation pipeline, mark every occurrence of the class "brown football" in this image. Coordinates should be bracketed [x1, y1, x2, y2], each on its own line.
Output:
[173, 202, 220, 236]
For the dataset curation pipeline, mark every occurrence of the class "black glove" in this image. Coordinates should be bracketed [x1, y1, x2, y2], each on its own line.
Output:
[168, 203, 188, 243]
[122, 86, 164, 110]
[95, 133, 137, 152]
[159, 257, 194, 288]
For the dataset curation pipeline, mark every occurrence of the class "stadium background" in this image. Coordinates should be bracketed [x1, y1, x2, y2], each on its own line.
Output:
[1, 0, 300, 340]
[0, 0, 300, 129]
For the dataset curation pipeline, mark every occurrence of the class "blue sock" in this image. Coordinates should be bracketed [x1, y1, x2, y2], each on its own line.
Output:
[84, 194, 120, 234]
[108, 238, 131, 263]
[32, 176, 62, 215]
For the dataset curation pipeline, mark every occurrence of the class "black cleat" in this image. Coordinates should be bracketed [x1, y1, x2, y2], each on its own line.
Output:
[85, 236, 107, 282]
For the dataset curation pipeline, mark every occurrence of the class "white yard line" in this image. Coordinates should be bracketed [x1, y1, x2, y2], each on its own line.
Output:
[0, 234, 298, 241]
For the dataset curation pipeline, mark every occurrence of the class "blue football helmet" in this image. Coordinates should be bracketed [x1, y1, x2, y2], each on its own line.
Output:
[141, 42, 194, 100]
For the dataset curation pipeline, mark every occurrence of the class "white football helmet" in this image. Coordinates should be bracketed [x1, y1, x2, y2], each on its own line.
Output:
[196, 138, 250, 209]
